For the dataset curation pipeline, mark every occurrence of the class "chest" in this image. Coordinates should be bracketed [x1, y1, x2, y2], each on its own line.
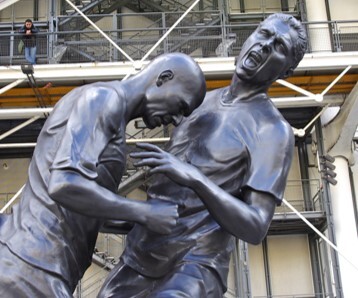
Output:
[172, 107, 253, 171]
[97, 128, 127, 190]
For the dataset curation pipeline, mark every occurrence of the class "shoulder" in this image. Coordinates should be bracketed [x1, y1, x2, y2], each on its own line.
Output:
[207, 87, 226, 99]
[82, 82, 122, 100]
[269, 117, 293, 147]
[257, 103, 294, 146]
[77, 82, 125, 115]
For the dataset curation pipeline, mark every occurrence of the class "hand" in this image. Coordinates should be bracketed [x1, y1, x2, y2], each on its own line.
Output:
[144, 199, 179, 234]
[130, 142, 200, 188]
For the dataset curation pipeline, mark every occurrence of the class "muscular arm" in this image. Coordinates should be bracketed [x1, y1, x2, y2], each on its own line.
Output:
[131, 143, 276, 244]
[186, 170, 276, 244]
[46, 86, 177, 234]
[48, 169, 177, 235]
[99, 220, 134, 234]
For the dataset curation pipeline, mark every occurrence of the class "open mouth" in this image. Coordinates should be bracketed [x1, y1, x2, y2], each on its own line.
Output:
[245, 51, 262, 68]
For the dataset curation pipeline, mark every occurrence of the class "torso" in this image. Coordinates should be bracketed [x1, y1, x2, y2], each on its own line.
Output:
[0, 82, 127, 290]
[124, 87, 293, 286]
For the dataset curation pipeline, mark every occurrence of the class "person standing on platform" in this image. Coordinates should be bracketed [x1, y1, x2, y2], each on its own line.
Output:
[19, 19, 39, 64]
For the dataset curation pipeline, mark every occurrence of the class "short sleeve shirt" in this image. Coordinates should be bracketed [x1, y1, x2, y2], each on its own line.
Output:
[123, 88, 294, 288]
[0, 82, 127, 289]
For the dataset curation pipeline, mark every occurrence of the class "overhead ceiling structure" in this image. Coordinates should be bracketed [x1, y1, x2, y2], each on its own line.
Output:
[0, 51, 357, 158]
[0, 0, 20, 11]
[1, 52, 357, 106]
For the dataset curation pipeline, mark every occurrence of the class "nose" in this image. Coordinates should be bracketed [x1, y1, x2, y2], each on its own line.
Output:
[260, 38, 274, 52]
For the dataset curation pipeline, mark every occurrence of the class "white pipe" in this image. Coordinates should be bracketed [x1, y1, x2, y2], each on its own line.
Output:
[0, 138, 171, 148]
[0, 108, 52, 120]
[0, 185, 25, 214]
[282, 198, 358, 272]
[0, 116, 40, 141]
[65, 0, 134, 63]
[303, 104, 330, 132]
[0, 79, 25, 95]
[141, 0, 200, 62]
[0, 143, 36, 148]
[126, 137, 170, 144]
[321, 65, 352, 96]
[276, 79, 316, 98]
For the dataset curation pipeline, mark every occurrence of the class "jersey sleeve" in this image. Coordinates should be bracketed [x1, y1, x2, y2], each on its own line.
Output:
[50, 86, 123, 180]
[244, 122, 294, 205]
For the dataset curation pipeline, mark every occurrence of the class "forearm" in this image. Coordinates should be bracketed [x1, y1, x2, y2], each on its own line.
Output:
[131, 143, 273, 242]
[48, 170, 150, 224]
[99, 220, 134, 234]
[189, 172, 273, 244]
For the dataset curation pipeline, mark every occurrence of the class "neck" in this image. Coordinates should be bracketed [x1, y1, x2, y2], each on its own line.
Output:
[121, 77, 146, 122]
[224, 74, 270, 103]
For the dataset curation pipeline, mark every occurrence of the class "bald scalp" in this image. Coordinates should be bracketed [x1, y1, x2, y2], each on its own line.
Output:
[145, 52, 206, 111]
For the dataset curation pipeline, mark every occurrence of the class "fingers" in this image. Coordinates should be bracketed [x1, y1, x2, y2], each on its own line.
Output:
[147, 165, 168, 176]
[133, 157, 166, 168]
[130, 143, 168, 167]
[135, 142, 163, 152]
[130, 151, 162, 159]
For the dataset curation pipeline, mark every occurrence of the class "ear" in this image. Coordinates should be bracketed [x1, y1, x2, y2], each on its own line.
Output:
[280, 67, 294, 79]
[156, 70, 174, 87]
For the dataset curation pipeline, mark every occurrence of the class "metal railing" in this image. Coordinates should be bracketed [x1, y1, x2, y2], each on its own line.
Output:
[1, 12, 358, 66]
[74, 233, 125, 298]
[0, 192, 16, 213]
[277, 178, 323, 214]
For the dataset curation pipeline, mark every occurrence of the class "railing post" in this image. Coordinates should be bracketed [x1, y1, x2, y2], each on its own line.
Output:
[162, 12, 168, 54]
[297, 139, 313, 211]
[315, 120, 344, 297]
[332, 21, 342, 52]
[112, 14, 118, 62]
[220, 10, 227, 56]
[49, 0, 60, 63]
[10, 31, 15, 65]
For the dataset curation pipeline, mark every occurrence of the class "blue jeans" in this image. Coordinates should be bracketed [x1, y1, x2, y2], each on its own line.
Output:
[25, 46, 36, 64]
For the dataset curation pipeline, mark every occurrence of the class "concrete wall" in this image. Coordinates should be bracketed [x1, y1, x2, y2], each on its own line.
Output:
[0, 158, 30, 212]
[227, 0, 297, 13]
[328, 0, 358, 20]
[0, 0, 49, 23]
[267, 234, 314, 296]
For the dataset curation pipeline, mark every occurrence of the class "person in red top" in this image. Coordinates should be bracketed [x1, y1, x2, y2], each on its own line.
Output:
[0, 52, 206, 297]
[98, 13, 307, 298]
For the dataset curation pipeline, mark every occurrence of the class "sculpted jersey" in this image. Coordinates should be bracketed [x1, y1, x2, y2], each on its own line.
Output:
[0, 82, 127, 290]
[123, 87, 294, 289]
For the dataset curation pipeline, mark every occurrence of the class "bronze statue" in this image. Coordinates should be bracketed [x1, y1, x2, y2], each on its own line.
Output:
[0, 53, 206, 297]
[98, 13, 307, 298]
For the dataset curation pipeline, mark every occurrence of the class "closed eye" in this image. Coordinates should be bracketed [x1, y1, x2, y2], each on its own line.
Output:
[275, 39, 288, 55]
[259, 29, 270, 37]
